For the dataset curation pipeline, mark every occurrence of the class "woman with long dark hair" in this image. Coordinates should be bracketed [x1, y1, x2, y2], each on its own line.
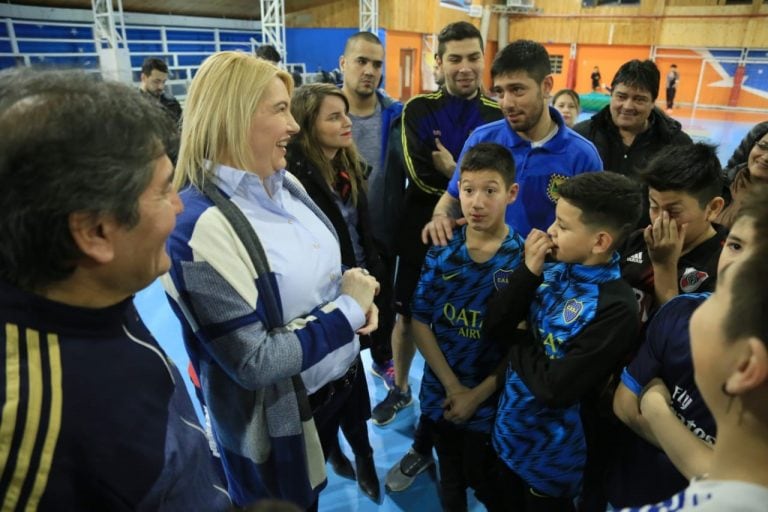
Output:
[286, 83, 390, 503]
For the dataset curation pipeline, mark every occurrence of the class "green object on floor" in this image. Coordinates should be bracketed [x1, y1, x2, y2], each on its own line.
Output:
[580, 92, 611, 112]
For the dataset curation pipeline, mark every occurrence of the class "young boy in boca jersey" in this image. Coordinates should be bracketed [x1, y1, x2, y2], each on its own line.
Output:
[621, 143, 726, 326]
[484, 172, 642, 511]
[410, 143, 524, 511]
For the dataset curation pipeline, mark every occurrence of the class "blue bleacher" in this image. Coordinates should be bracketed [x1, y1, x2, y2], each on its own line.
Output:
[1, 17, 262, 87]
[167, 29, 213, 41]
[18, 40, 95, 53]
[13, 23, 93, 40]
[29, 55, 98, 68]
[125, 27, 161, 40]
[219, 31, 256, 42]
[167, 43, 215, 53]
[177, 54, 207, 66]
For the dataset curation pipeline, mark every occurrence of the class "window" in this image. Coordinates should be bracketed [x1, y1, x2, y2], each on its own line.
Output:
[550, 54, 563, 74]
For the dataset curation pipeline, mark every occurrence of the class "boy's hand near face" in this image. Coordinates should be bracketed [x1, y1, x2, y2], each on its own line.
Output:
[644, 211, 687, 305]
[644, 210, 687, 267]
[524, 229, 555, 275]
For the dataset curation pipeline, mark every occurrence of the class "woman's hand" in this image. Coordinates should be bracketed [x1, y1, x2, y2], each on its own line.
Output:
[341, 267, 379, 312]
[357, 303, 379, 335]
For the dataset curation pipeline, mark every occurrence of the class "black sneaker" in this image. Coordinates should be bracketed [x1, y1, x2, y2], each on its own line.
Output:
[371, 385, 413, 426]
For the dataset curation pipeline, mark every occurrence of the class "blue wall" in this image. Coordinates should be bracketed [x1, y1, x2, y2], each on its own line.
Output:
[286, 27, 386, 73]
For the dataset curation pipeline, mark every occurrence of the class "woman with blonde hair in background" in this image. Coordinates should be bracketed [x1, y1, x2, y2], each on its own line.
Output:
[162, 51, 379, 511]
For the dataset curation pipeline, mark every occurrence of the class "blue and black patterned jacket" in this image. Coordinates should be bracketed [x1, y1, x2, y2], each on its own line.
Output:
[485, 253, 638, 498]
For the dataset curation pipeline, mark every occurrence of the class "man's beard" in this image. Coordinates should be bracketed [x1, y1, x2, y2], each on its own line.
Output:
[355, 86, 375, 98]
[512, 93, 544, 134]
[518, 105, 543, 132]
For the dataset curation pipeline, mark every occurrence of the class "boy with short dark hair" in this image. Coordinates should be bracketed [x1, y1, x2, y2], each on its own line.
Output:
[484, 172, 642, 512]
[621, 142, 726, 324]
[610, 186, 768, 509]
[410, 142, 524, 511]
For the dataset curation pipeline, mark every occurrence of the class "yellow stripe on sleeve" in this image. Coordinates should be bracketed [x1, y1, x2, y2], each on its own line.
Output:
[400, 92, 446, 197]
[2, 328, 43, 511]
[25, 333, 62, 512]
[0, 324, 21, 481]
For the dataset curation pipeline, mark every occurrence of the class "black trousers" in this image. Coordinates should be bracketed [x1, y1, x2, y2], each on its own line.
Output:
[412, 413, 435, 455]
[433, 423, 505, 512]
[496, 460, 576, 512]
[367, 253, 395, 365]
[310, 356, 372, 459]
[666, 86, 677, 109]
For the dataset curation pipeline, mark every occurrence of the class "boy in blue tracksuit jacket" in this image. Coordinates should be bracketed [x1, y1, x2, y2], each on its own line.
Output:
[484, 172, 642, 511]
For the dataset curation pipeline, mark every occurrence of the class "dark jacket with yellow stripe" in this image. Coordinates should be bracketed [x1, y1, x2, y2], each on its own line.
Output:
[397, 88, 502, 264]
[0, 281, 229, 511]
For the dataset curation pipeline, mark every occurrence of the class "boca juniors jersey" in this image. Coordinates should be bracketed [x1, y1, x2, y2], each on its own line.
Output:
[410, 225, 524, 433]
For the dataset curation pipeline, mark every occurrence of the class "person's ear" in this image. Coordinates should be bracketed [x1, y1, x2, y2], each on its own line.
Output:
[506, 183, 519, 205]
[68, 211, 117, 265]
[541, 75, 554, 97]
[725, 337, 768, 395]
[705, 196, 725, 221]
[338, 54, 346, 71]
[592, 230, 614, 256]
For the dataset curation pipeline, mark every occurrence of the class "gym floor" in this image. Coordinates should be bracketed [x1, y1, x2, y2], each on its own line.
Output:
[135, 109, 764, 511]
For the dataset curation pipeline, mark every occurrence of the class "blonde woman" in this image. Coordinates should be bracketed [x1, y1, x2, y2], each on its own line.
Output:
[286, 83, 394, 502]
[162, 52, 379, 511]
